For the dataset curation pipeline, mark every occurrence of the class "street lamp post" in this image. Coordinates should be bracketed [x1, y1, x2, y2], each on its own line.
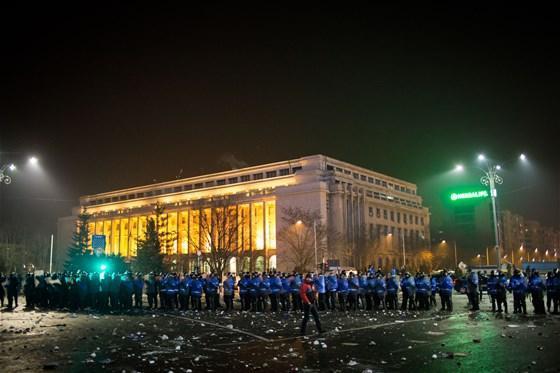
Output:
[478, 157, 502, 270]
[455, 154, 528, 270]
[297, 219, 318, 271]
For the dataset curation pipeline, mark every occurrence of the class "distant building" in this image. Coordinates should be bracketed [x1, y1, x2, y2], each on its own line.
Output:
[58, 155, 431, 272]
[499, 209, 559, 265]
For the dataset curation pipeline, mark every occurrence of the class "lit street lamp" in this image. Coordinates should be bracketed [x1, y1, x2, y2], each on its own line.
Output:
[0, 156, 40, 185]
[454, 153, 528, 270]
[477, 253, 482, 267]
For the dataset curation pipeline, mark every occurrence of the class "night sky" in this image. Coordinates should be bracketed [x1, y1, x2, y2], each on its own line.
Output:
[1, 6, 559, 240]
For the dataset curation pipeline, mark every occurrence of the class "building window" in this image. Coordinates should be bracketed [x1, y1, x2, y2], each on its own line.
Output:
[111, 196, 118, 202]
[326, 164, 334, 171]
[145, 191, 153, 197]
[216, 179, 226, 186]
[375, 179, 381, 185]
[409, 214, 413, 224]
[390, 211, 394, 221]
[279, 168, 290, 176]
[292, 166, 302, 173]
[205, 181, 215, 187]
[353, 173, 359, 179]
[240, 175, 250, 182]
[397, 212, 401, 223]
[253, 173, 263, 180]
[403, 214, 407, 224]
[266, 170, 277, 178]
[256, 256, 265, 272]
[368, 177, 374, 184]
[369, 207, 374, 217]
[360, 175, 367, 181]
[374, 192, 380, 199]
[376, 208, 381, 218]
[382, 181, 387, 187]
[119, 195, 127, 201]
[154, 190, 162, 196]
[228, 177, 238, 184]
[420, 217, 424, 226]
[269, 255, 277, 271]
[384, 225, 388, 235]
[383, 209, 388, 220]
[173, 186, 182, 193]
[366, 190, 373, 197]
[164, 187, 173, 194]
[194, 183, 203, 189]
[415, 216, 419, 225]
[184, 184, 192, 191]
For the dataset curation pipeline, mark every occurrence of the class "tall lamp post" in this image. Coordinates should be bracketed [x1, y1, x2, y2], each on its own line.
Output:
[454, 153, 528, 270]
[296, 219, 318, 271]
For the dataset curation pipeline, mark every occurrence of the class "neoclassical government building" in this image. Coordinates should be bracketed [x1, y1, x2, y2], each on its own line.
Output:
[57, 155, 431, 273]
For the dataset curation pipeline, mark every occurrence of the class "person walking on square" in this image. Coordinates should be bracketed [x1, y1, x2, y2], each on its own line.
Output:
[300, 273, 324, 336]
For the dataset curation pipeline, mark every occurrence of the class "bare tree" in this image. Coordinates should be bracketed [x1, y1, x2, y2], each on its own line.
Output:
[277, 207, 330, 272]
[188, 199, 246, 276]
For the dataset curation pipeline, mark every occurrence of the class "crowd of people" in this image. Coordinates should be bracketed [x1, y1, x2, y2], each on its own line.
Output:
[1, 266, 559, 316]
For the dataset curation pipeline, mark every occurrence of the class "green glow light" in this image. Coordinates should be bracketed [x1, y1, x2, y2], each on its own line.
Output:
[450, 190, 489, 201]
[100, 264, 107, 271]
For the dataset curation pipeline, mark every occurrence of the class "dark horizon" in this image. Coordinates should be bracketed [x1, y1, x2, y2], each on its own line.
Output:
[1, 6, 559, 241]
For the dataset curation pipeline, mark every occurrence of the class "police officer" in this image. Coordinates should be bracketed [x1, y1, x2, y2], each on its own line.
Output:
[24, 273, 35, 309]
[0, 272, 5, 307]
[259, 272, 271, 312]
[206, 272, 219, 311]
[438, 270, 453, 311]
[133, 273, 144, 308]
[496, 271, 508, 313]
[7, 272, 20, 309]
[290, 272, 302, 312]
[223, 273, 235, 311]
[487, 270, 498, 312]
[250, 272, 261, 312]
[374, 272, 387, 310]
[466, 269, 480, 311]
[100, 271, 111, 310]
[546, 271, 555, 313]
[509, 269, 527, 314]
[416, 272, 430, 310]
[314, 272, 327, 311]
[280, 273, 291, 311]
[269, 272, 281, 312]
[190, 274, 203, 311]
[365, 272, 375, 310]
[386, 272, 399, 310]
[337, 271, 349, 311]
[238, 272, 250, 311]
[347, 272, 359, 311]
[121, 272, 134, 310]
[528, 270, 546, 314]
[400, 272, 416, 311]
[145, 272, 158, 309]
[326, 272, 338, 311]
[552, 269, 560, 314]
[429, 274, 437, 308]
[300, 273, 325, 336]
[179, 272, 190, 310]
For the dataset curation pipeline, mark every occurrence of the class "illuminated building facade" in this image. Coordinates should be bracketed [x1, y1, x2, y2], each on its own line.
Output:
[57, 155, 431, 272]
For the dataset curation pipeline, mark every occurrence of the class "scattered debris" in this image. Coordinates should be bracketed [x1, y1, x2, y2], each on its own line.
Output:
[347, 360, 358, 366]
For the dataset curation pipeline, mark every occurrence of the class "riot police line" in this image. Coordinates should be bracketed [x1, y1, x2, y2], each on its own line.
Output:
[0, 267, 559, 315]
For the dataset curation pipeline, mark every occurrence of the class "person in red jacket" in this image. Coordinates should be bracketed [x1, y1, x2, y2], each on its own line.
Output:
[300, 273, 325, 335]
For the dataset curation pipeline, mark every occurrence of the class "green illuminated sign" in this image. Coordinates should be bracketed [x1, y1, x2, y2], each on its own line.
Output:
[450, 190, 489, 201]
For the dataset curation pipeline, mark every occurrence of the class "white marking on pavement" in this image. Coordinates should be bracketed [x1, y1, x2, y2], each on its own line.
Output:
[163, 313, 271, 342]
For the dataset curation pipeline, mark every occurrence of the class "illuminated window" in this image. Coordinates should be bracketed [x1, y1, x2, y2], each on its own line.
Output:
[269, 255, 277, 271]
[201, 208, 211, 252]
[129, 217, 138, 257]
[138, 216, 147, 243]
[238, 204, 250, 255]
[265, 200, 276, 250]
[112, 219, 120, 256]
[189, 209, 200, 255]
[168, 212, 178, 255]
[95, 221, 104, 235]
[252, 202, 264, 250]
[256, 256, 265, 272]
[87, 222, 95, 252]
[120, 218, 129, 257]
[241, 256, 251, 272]
[103, 220, 112, 255]
[179, 211, 188, 254]
[158, 214, 167, 254]
[240, 175, 250, 182]
[228, 257, 237, 274]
